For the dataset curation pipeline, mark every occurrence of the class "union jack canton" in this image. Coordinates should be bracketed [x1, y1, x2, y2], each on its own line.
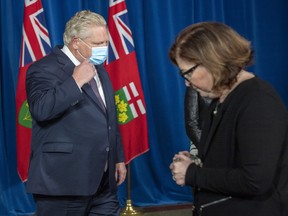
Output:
[20, 0, 51, 67]
[107, 0, 135, 64]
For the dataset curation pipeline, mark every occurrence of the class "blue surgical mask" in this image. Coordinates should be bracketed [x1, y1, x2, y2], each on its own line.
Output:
[90, 46, 108, 65]
[78, 39, 108, 65]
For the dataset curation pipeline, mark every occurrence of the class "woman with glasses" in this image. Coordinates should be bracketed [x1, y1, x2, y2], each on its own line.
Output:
[169, 22, 288, 216]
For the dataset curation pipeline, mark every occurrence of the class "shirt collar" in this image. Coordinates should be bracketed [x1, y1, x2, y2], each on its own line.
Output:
[61, 45, 81, 66]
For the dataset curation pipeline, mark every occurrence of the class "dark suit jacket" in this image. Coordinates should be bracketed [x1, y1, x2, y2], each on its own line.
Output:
[185, 77, 288, 216]
[26, 46, 125, 196]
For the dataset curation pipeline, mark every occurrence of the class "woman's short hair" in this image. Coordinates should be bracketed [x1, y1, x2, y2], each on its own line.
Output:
[169, 22, 254, 90]
[63, 10, 107, 46]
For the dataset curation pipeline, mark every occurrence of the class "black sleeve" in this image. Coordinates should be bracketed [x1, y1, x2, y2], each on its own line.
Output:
[184, 87, 202, 145]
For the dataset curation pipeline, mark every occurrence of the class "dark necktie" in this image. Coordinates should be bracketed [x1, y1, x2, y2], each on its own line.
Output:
[89, 78, 106, 111]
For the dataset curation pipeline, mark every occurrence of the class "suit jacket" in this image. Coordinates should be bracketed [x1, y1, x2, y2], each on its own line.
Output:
[26, 46, 125, 196]
[185, 77, 288, 216]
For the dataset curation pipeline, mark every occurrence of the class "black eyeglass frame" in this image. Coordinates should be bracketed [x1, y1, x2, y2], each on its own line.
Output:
[179, 64, 199, 81]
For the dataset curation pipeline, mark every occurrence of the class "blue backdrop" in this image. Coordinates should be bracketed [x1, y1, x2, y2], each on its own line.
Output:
[1, 0, 288, 215]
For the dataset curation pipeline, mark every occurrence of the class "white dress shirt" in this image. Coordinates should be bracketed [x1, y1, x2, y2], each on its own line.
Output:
[61, 45, 106, 106]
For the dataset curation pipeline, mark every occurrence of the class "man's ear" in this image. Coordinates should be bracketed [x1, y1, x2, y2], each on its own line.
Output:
[71, 37, 80, 50]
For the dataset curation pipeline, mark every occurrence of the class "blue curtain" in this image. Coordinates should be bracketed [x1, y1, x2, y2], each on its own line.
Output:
[1, 0, 288, 215]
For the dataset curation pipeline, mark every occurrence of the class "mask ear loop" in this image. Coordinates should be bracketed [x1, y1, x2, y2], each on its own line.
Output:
[76, 49, 88, 61]
[76, 38, 91, 61]
[78, 38, 91, 49]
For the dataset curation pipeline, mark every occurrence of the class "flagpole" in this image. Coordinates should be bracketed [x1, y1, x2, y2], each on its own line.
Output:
[107, 1, 148, 214]
[120, 164, 143, 215]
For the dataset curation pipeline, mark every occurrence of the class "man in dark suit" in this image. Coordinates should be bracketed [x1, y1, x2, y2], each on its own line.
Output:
[26, 10, 126, 215]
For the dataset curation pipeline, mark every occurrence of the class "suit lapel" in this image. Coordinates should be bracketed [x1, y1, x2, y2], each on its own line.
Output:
[54, 46, 108, 115]
[54, 46, 75, 77]
[98, 72, 111, 114]
[82, 83, 107, 116]
[96, 65, 113, 115]
[202, 112, 223, 158]
[200, 101, 223, 159]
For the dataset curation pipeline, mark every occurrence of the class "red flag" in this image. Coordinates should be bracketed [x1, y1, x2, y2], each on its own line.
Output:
[16, 0, 51, 182]
[105, 0, 149, 164]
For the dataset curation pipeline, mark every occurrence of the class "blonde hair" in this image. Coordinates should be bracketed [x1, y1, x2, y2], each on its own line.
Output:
[63, 10, 107, 46]
[169, 22, 254, 91]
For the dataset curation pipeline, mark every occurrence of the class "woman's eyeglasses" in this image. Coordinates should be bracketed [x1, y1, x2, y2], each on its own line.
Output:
[179, 64, 199, 81]
[178, 64, 212, 93]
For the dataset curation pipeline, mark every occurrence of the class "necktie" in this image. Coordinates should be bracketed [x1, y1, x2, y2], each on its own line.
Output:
[89, 78, 106, 111]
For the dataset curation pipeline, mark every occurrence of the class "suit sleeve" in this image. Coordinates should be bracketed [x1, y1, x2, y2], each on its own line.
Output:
[116, 126, 125, 163]
[26, 61, 83, 122]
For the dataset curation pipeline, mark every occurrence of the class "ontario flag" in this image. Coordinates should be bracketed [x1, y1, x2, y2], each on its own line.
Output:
[105, 0, 149, 163]
[16, 0, 51, 182]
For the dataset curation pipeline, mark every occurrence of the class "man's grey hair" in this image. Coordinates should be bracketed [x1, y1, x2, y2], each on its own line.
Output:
[63, 10, 107, 46]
